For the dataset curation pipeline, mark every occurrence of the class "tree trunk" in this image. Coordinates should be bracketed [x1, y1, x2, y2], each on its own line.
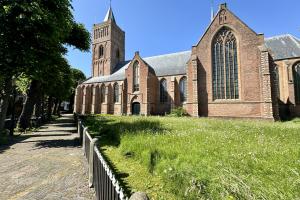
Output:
[56, 100, 62, 117]
[47, 96, 53, 120]
[18, 80, 40, 130]
[52, 99, 58, 115]
[35, 95, 41, 118]
[0, 78, 12, 132]
[41, 94, 45, 121]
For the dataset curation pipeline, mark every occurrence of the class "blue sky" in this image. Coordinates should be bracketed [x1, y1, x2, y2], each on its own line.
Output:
[66, 0, 300, 77]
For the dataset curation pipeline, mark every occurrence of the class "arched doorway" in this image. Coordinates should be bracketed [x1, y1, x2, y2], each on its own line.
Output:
[132, 102, 140, 115]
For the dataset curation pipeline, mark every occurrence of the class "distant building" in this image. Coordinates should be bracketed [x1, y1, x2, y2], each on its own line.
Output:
[74, 4, 300, 120]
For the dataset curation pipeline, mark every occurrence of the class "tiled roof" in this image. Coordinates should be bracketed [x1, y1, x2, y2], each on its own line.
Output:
[84, 34, 300, 84]
[84, 51, 191, 84]
[265, 34, 300, 60]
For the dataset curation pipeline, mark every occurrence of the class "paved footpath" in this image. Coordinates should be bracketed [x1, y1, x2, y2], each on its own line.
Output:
[0, 114, 95, 200]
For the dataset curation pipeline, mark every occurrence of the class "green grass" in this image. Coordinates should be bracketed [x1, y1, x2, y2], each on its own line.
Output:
[84, 115, 300, 200]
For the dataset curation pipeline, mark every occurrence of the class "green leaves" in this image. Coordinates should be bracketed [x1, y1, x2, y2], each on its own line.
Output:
[0, 0, 90, 79]
[16, 73, 31, 95]
[65, 22, 91, 52]
[3, 5, 11, 13]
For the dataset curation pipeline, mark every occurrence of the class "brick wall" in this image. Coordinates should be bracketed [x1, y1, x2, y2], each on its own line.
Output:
[189, 4, 270, 119]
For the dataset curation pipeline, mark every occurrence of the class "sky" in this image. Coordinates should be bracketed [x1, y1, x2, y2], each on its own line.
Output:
[66, 0, 300, 77]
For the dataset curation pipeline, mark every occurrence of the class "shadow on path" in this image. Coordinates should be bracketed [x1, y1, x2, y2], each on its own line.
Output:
[0, 114, 77, 154]
[33, 138, 81, 149]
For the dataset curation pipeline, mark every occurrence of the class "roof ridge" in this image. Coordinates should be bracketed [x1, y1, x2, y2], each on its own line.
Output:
[195, 5, 258, 47]
[289, 34, 300, 49]
[143, 50, 191, 60]
[265, 34, 292, 41]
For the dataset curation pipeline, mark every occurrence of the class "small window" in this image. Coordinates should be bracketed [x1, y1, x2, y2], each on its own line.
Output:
[179, 77, 187, 103]
[133, 61, 140, 92]
[114, 83, 119, 103]
[99, 45, 104, 59]
[294, 63, 300, 104]
[160, 79, 168, 103]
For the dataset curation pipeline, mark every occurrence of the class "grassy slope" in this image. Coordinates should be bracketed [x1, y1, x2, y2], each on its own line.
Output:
[85, 115, 300, 200]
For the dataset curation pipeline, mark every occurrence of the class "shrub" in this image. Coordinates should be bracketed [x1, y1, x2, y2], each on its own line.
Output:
[169, 107, 188, 117]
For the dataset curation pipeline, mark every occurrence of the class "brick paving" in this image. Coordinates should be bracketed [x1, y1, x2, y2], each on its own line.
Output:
[0, 114, 95, 200]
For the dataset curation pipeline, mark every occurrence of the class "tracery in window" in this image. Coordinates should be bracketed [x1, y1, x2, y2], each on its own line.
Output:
[133, 61, 140, 92]
[179, 77, 187, 103]
[160, 79, 168, 103]
[294, 63, 300, 104]
[114, 83, 119, 103]
[212, 27, 239, 100]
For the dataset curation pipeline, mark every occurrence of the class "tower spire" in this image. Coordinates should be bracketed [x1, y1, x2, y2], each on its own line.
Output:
[103, 3, 116, 23]
[211, 0, 214, 22]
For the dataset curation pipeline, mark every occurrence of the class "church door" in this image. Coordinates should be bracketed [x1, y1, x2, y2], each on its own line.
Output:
[132, 102, 140, 115]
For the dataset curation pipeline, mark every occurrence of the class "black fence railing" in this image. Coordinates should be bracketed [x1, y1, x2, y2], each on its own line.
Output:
[78, 119, 128, 200]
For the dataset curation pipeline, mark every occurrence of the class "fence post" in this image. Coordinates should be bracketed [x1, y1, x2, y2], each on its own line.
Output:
[82, 127, 88, 154]
[89, 138, 98, 188]
[77, 120, 81, 140]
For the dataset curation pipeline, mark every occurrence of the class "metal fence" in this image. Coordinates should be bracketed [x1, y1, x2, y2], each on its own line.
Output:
[78, 119, 128, 200]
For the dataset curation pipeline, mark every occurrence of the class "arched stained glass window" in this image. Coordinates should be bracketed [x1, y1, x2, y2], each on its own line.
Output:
[160, 79, 168, 103]
[212, 27, 239, 100]
[100, 85, 105, 103]
[99, 45, 104, 59]
[179, 77, 187, 103]
[114, 83, 119, 103]
[294, 63, 300, 104]
[133, 61, 140, 92]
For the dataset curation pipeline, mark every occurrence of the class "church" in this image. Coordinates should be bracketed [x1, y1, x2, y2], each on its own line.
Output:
[74, 3, 300, 120]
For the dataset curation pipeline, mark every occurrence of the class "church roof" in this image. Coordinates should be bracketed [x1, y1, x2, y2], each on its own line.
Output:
[265, 34, 300, 60]
[103, 7, 116, 23]
[84, 51, 191, 84]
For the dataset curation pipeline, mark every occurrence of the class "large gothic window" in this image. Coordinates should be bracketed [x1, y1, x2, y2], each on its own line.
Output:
[100, 85, 105, 103]
[212, 27, 239, 100]
[99, 45, 104, 59]
[133, 61, 140, 92]
[179, 77, 187, 103]
[114, 83, 119, 103]
[160, 79, 168, 103]
[294, 63, 300, 104]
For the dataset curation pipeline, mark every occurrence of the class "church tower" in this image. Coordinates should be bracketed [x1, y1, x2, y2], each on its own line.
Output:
[92, 7, 125, 77]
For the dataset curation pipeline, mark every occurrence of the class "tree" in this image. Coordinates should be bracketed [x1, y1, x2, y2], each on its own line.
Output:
[0, 0, 90, 130]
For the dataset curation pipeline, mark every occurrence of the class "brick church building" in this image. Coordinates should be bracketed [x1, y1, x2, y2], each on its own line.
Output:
[74, 3, 300, 120]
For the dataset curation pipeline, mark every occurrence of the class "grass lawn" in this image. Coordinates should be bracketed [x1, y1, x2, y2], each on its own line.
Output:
[84, 115, 300, 200]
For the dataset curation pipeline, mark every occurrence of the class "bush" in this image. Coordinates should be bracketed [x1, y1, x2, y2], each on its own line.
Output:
[169, 107, 188, 117]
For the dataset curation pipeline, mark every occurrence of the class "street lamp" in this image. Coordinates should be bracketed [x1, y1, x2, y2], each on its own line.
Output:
[9, 78, 17, 136]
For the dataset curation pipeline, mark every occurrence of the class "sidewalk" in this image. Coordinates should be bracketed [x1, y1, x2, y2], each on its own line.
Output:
[0, 114, 95, 200]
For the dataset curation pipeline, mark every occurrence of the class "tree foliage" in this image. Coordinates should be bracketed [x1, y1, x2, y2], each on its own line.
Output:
[70, 68, 86, 91]
[0, 0, 91, 130]
[0, 0, 90, 79]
